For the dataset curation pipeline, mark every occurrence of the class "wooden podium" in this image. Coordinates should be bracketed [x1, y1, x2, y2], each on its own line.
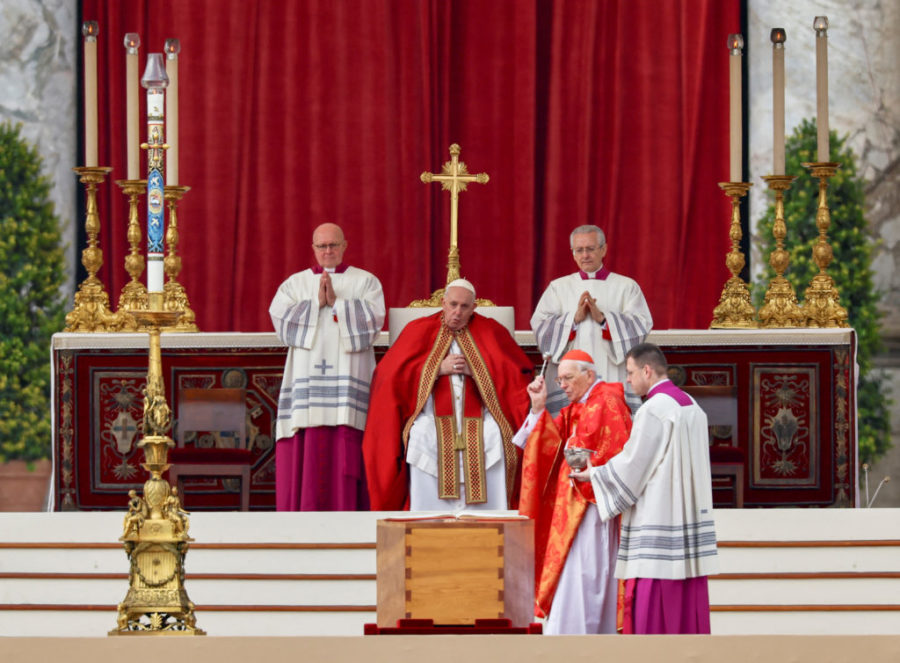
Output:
[376, 517, 534, 627]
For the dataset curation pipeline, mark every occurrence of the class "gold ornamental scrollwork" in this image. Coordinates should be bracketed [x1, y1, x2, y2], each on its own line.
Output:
[162, 185, 199, 331]
[114, 179, 150, 331]
[799, 162, 849, 328]
[65, 166, 121, 332]
[109, 295, 204, 636]
[758, 174, 804, 327]
[710, 181, 757, 328]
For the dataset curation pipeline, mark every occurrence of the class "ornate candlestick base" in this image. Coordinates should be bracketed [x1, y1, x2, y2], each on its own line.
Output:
[711, 182, 757, 328]
[759, 175, 804, 327]
[799, 162, 849, 328]
[109, 294, 204, 636]
[114, 179, 150, 331]
[65, 166, 120, 332]
[162, 185, 199, 332]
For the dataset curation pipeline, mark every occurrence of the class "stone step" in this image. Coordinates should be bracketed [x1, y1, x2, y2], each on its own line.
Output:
[2, 510, 899, 636]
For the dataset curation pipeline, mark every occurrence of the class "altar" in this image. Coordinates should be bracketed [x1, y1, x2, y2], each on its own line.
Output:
[51, 328, 857, 511]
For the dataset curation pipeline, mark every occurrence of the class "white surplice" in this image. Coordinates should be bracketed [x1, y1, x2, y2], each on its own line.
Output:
[531, 270, 651, 413]
[269, 266, 385, 439]
[590, 380, 719, 580]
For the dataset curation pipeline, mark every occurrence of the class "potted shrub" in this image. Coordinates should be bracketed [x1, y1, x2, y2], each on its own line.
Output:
[754, 118, 891, 468]
[0, 122, 67, 510]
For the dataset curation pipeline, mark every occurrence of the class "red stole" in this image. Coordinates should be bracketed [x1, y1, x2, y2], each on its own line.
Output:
[518, 381, 632, 618]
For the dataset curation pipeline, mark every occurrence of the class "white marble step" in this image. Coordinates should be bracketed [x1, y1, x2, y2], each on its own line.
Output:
[2, 509, 899, 636]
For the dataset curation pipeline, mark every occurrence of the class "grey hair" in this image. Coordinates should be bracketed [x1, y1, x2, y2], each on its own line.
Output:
[562, 359, 599, 378]
[569, 225, 606, 249]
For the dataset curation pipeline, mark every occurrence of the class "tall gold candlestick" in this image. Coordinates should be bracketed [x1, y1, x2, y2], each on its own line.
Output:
[162, 185, 198, 331]
[65, 166, 119, 332]
[114, 179, 149, 331]
[109, 293, 204, 636]
[758, 175, 803, 327]
[799, 162, 848, 328]
[710, 181, 756, 328]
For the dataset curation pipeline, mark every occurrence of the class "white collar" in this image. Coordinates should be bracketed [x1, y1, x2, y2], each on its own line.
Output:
[578, 379, 603, 403]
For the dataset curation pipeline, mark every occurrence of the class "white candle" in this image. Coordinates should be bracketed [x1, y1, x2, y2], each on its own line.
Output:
[772, 29, 786, 175]
[728, 34, 744, 182]
[165, 39, 181, 186]
[814, 16, 829, 162]
[82, 22, 99, 167]
[124, 33, 140, 180]
[141, 53, 169, 294]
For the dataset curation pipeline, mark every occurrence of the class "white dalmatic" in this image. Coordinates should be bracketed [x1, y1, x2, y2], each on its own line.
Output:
[532, 271, 651, 412]
[269, 266, 385, 439]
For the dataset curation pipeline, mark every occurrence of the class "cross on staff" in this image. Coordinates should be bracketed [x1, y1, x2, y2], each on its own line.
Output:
[421, 143, 489, 286]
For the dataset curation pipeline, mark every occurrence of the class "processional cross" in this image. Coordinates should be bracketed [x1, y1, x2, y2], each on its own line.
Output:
[413, 143, 490, 306]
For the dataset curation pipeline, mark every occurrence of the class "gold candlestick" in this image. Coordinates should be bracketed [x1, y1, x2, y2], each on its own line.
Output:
[758, 174, 804, 327]
[110, 293, 204, 636]
[799, 162, 848, 328]
[65, 166, 120, 332]
[114, 179, 149, 331]
[162, 185, 198, 331]
[711, 182, 757, 328]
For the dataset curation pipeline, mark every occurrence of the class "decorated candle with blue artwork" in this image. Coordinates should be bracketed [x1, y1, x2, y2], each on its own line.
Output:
[141, 53, 169, 293]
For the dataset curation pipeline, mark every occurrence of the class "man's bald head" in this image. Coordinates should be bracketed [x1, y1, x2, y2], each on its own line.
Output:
[311, 223, 347, 269]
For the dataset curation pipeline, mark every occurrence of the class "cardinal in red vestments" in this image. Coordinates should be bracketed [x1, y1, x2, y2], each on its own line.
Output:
[513, 349, 632, 634]
[363, 280, 532, 512]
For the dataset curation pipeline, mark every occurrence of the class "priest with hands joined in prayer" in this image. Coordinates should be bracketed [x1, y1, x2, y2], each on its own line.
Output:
[531, 224, 652, 414]
[363, 279, 532, 512]
[269, 222, 385, 511]
[570, 342, 718, 635]
[513, 349, 632, 635]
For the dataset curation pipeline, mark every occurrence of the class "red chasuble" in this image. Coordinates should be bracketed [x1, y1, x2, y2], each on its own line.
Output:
[518, 381, 632, 618]
[363, 312, 533, 511]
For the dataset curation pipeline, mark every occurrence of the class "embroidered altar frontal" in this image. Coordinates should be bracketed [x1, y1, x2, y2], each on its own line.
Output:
[52, 329, 857, 510]
[53, 333, 288, 510]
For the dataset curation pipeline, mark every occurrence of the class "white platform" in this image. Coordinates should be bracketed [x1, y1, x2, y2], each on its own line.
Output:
[2, 508, 899, 638]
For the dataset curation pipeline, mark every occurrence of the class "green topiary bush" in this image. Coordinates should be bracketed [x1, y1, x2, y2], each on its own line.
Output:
[0, 122, 67, 462]
[753, 117, 891, 466]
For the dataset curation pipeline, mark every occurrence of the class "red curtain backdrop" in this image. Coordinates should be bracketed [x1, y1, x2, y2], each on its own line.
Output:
[80, 0, 740, 332]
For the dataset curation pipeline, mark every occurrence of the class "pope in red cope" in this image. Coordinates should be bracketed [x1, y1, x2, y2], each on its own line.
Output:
[363, 279, 532, 512]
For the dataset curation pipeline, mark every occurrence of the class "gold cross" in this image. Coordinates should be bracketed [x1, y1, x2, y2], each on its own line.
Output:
[421, 144, 489, 285]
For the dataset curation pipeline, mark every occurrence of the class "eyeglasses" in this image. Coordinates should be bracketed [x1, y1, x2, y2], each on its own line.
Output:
[555, 374, 580, 386]
[572, 244, 605, 255]
[313, 242, 344, 251]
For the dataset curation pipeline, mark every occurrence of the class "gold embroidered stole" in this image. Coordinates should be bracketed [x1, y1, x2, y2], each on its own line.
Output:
[434, 376, 486, 503]
[399, 323, 517, 506]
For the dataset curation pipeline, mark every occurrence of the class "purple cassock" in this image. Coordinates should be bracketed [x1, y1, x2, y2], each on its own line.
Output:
[275, 426, 370, 511]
